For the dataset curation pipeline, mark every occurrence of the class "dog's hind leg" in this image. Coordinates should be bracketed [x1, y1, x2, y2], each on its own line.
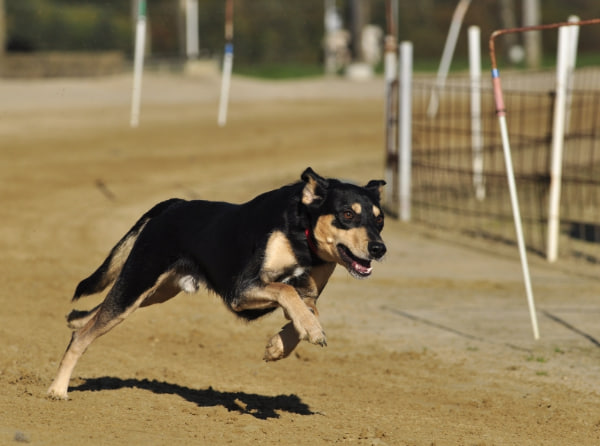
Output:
[47, 301, 129, 400]
[48, 270, 183, 400]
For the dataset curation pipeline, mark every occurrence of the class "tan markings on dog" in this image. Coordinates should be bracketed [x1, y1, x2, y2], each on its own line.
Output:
[296, 262, 337, 305]
[313, 214, 370, 262]
[373, 206, 381, 217]
[104, 222, 148, 287]
[139, 271, 183, 307]
[310, 262, 336, 293]
[260, 231, 298, 283]
[351, 203, 362, 214]
[312, 215, 336, 261]
[232, 282, 326, 345]
[301, 176, 322, 205]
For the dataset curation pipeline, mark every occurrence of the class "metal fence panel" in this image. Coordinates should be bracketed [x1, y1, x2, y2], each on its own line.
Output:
[411, 69, 600, 263]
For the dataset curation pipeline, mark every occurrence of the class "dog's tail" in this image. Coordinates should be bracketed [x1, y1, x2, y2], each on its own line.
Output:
[72, 198, 183, 301]
[66, 304, 102, 329]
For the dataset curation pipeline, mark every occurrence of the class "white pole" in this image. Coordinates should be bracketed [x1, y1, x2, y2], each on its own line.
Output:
[398, 41, 412, 221]
[217, 46, 233, 127]
[564, 16, 580, 134]
[217, 0, 234, 127]
[499, 115, 540, 339]
[546, 26, 572, 262]
[492, 69, 540, 340]
[567, 16, 580, 71]
[427, 0, 472, 118]
[468, 25, 485, 200]
[185, 0, 199, 59]
[130, 0, 146, 128]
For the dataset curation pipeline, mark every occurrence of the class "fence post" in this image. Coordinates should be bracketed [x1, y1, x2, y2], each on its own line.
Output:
[398, 41, 413, 221]
[564, 16, 580, 134]
[468, 25, 485, 200]
[546, 25, 572, 262]
[185, 0, 200, 59]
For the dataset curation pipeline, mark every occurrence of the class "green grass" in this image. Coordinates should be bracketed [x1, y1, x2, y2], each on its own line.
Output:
[230, 51, 600, 80]
[526, 355, 548, 363]
[413, 57, 472, 73]
[231, 59, 471, 79]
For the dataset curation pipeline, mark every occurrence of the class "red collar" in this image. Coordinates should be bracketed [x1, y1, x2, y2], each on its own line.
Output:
[305, 228, 320, 256]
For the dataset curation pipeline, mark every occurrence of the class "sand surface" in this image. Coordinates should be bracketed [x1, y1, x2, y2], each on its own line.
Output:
[1, 73, 599, 445]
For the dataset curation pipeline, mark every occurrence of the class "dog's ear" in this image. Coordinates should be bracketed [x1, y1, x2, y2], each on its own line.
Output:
[364, 179, 386, 201]
[301, 167, 329, 207]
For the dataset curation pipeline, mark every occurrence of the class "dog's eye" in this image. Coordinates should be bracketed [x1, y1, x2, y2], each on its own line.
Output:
[342, 210, 354, 220]
[375, 215, 384, 226]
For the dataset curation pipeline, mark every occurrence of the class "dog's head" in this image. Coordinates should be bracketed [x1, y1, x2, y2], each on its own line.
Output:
[301, 167, 386, 279]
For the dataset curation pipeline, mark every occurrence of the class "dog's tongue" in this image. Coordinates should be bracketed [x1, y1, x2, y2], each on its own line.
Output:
[352, 259, 372, 276]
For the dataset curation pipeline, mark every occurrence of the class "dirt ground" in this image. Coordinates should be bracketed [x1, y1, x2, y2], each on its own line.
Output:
[1, 72, 600, 445]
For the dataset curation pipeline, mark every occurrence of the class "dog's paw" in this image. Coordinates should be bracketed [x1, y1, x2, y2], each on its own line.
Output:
[295, 317, 327, 347]
[308, 329, 327, 347]
[263, 322, 301, 361]
[46, 388, 69, 401]
[264, 335, 286, 361]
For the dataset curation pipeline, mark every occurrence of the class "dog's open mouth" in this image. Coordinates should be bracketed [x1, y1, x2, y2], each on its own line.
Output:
[337, 244, 372, 278]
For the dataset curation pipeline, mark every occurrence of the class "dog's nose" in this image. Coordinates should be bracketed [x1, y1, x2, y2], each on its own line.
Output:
[368, 241, 387, 259]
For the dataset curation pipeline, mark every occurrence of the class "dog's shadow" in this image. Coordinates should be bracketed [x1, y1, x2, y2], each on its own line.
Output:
[71, 377, 315, 420]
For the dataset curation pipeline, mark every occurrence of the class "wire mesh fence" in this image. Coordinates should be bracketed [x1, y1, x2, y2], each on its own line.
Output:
[410, 68, 600, 264]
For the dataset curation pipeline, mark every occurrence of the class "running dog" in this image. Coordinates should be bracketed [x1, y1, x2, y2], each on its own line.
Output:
[48, 168, 386, 400]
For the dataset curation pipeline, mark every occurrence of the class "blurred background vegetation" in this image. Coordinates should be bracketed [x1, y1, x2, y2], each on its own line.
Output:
[3, 0, 600, 76]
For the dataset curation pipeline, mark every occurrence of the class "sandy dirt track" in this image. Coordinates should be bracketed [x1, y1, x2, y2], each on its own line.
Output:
[1, 73, 600, 445]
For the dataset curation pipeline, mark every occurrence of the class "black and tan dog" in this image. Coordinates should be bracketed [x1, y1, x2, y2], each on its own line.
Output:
[48, 168, 386, 399]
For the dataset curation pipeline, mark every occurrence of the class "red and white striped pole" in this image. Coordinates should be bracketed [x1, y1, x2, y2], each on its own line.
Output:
[490, 28, 539, 340]
[489, 18, 600, 340]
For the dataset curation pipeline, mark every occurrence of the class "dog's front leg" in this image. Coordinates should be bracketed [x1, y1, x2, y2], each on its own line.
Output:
[262, 264, 335, 361]
[263, 297, 322, 362]
[233, 283, 326, 347]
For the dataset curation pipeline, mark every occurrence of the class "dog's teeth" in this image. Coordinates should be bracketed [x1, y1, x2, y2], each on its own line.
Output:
[352, 261, 372, 275]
